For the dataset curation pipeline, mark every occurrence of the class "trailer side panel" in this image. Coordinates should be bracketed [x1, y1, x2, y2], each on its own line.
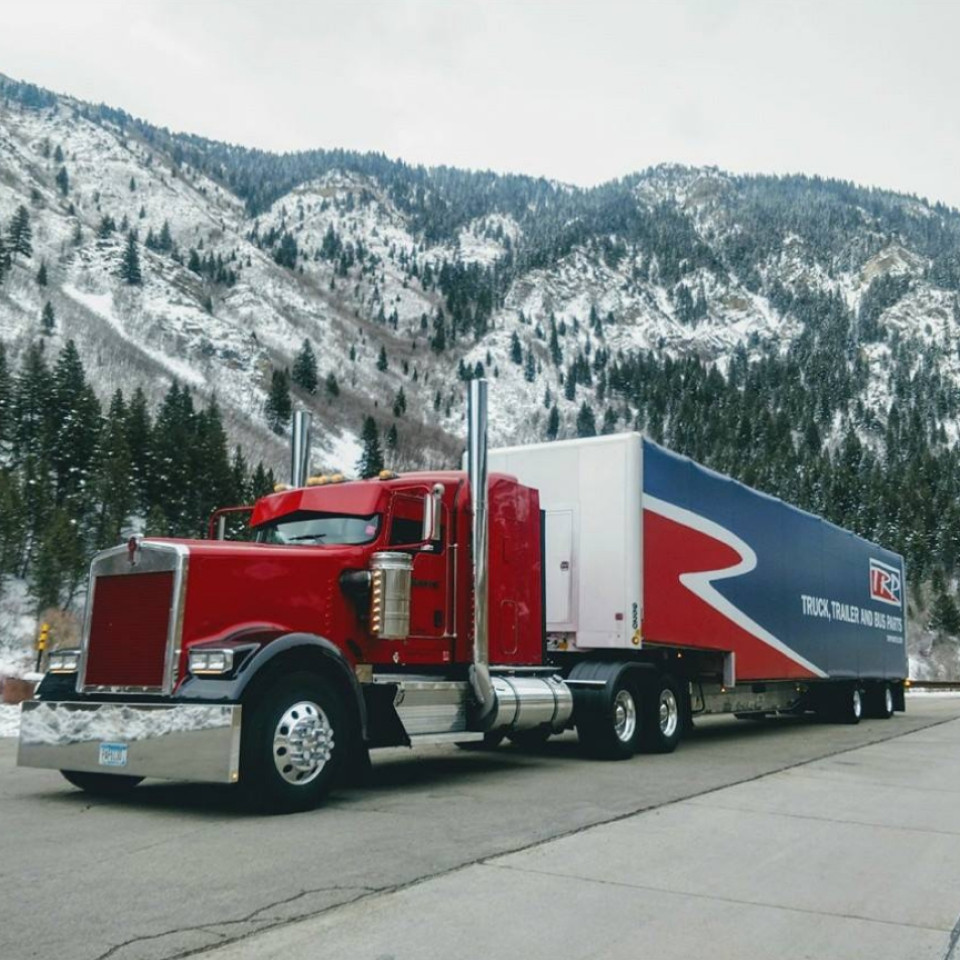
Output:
[641, 439, 907, 682]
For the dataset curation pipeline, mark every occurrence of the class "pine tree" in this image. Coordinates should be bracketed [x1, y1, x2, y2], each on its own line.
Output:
[601, 408, 618, 435]
[376, 345, 388, 372]
[0, 342, 10, 450]
[92, 391, 133, 547]
[325, 372, 340, 397]
[159, 220, 173, 252]
[125, 387, 152, 512]
[357, 416, 384, 478]
[265, 368, 292, 434]
[291, 339, 318, 394]
[41, 301, 55, 335]
[524, 348, 536, 382]
[576, 402, 597, 438]
[36, 261, 47, 286]
[50, 340, 101, 507]
[119, 232, 142, 285]
[12, 342, 53, 461]
[55, 166, 69, 196]
[7, 205, 32, 259]
[32, 508, 83, 611]
[392, 387, 407, 417]
[546, 405, 560, 440]
[0, 235, 10, 284]
[510, 331, 523, 364]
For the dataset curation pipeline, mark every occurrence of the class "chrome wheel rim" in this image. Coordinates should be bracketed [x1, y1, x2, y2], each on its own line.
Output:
[884, 686, 893, 714]
[612, 689, 637, 743]
[852, 688, 862, 719]
[659, 689, 679, 738]
[273, 700, 334, 785]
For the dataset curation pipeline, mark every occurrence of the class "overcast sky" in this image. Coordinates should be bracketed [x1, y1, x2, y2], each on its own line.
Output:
[1, 0, 958, 206]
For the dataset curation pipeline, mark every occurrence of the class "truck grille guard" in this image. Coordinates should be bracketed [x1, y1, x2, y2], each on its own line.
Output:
[76, 540, 190, 697]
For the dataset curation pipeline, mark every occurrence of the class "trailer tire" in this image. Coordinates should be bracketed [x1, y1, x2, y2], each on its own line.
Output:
[577, 674, 641, 760]
[60, 770, 143, 795]
[637, 674, 684, 754]
[864, 682, 894, 720]
[831, 683, 863, 725]
[240, 670, 347, 813]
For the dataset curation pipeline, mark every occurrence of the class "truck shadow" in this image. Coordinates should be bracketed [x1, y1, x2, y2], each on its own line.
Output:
[36, 715, 821, 817]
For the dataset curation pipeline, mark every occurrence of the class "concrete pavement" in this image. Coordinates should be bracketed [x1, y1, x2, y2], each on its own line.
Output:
[200, 708, 960, 960]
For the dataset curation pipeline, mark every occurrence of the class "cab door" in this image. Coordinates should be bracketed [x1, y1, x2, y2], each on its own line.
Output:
[387, 493, 452, 662]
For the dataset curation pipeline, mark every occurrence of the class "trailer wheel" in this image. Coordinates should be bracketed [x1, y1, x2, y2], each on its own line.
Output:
[60, 770, 143, 795]
[637, 674, 684, 754]
[240, 670, 346, 813]
[831, 683, 863, 725]
[864, 683, 894, 719]
[577, 675, 640, 760]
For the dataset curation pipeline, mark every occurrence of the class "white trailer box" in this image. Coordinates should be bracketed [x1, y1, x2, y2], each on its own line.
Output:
[487, 434, 642, 650]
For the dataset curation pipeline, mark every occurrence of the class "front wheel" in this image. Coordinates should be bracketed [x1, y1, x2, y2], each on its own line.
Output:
[240, 671, 347, 813]
[61, 770, 143, 795]
[637, 674, 684, 754]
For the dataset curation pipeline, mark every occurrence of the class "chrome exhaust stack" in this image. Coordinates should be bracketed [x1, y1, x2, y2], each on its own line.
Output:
[464, 379, 574, 736]
[468, 379, 496, 724]
[290, 411, 311, 487]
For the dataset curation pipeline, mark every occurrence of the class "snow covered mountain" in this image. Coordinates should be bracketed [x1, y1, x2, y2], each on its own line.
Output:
[3, 72, 959, 476]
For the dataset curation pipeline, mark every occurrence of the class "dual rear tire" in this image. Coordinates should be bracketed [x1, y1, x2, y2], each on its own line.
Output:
[577, 671, 684, 759]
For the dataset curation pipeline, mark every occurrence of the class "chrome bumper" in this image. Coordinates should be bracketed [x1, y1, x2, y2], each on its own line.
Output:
[17, 700, 242, 784]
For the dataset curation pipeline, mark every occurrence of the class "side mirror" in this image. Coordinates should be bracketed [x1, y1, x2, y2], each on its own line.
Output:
[420, 484, 444, 547]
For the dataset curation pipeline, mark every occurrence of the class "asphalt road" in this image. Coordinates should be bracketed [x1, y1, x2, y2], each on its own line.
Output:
[2, 696, 959, 960]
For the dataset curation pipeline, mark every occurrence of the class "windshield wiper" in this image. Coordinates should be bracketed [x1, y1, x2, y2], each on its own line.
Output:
[284, 533, 327, 543]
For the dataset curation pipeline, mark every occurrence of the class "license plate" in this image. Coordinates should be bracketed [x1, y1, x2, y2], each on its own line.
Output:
[98, 742, 128, 767]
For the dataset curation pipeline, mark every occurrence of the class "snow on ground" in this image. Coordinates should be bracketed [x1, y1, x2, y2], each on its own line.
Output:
[0, 704, 21, 739]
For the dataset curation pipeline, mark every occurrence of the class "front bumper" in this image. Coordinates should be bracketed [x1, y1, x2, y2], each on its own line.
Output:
[17, 700, 242, 784]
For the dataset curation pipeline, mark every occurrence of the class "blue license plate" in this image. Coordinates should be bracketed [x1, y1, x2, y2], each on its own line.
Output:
[98, 742, 128, 767]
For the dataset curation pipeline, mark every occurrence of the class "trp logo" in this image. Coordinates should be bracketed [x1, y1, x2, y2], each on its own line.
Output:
[869, 559, 902, 607]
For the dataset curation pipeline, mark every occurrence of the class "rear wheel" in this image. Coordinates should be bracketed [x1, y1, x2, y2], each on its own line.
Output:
[864, 683, 894, 719]
[60, 770, 143, 795]
[637, 674, 684, 754]
[240, 671, 347, 813]
[830, 683, 863, 725]
[577, 675, 640, 760]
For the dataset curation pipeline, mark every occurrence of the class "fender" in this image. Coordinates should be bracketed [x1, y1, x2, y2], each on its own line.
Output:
[177, 632, 368, 738]
[565, 660, 656, 721]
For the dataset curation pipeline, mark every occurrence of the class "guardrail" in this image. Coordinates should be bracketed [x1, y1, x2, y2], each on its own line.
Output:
[906, 680, 960, 690]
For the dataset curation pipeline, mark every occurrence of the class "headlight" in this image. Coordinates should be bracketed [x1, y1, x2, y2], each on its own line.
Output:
[48, 649, 81, 674]
[188, 648, 235, 675]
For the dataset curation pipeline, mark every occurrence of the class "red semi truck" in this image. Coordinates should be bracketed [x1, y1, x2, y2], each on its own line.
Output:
[17, 381, 908, 812]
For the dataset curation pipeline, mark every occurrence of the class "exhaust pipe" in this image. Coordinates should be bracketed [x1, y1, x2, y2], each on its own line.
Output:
[290, 411, 311, 487]
[468, 379, 496, 724]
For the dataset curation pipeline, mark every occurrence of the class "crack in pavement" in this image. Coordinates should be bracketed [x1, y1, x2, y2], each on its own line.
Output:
[91, 884, 379, 960]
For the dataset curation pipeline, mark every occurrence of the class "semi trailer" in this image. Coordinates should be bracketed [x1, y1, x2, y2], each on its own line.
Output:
[17, 380, 908, 812]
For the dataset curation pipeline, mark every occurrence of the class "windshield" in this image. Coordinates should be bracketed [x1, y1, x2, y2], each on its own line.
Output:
[254, 511, 381, 546]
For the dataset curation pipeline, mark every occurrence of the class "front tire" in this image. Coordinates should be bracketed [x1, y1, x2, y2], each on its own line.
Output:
[240, 671, 346, 813]
[61, 770, 143, 795]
